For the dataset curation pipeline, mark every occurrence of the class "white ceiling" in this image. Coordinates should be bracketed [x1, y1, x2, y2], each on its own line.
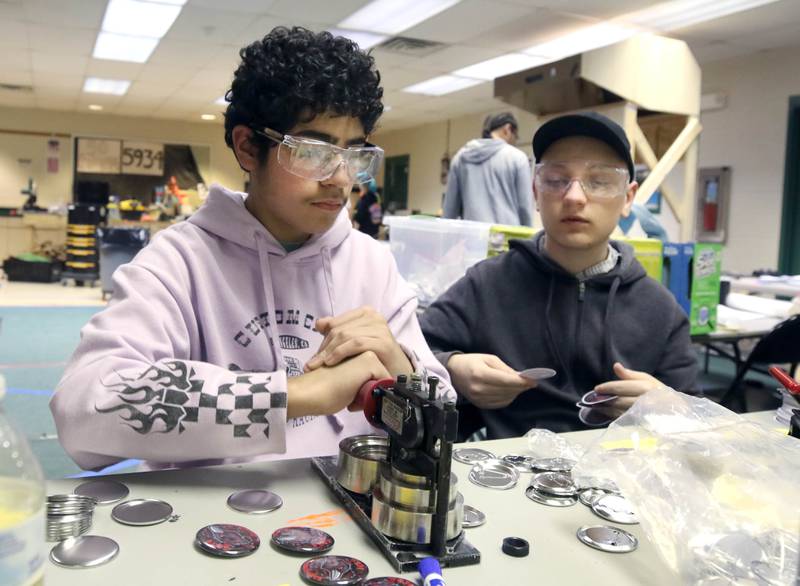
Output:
[1, 0, 800, 131]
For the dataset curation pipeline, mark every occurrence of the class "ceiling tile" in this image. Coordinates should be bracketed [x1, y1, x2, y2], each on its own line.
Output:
[147, 39, 224, 69]
[0, 48, 31, 72]
[203, 45, 242, 72]
[267, 0, 369, 24]
[31, 53, 87, 75]
[188, 0, 279, 15]
[686, 40, 756, 64]
[35, 96, 76, 110]
[404, 0, 534, 44]
[737, 25, 800, 51]
[468, 8, 589, 52]
[27, 25, 96, 56]
[0, 1, 25, 22]
[123, 82, 175, 100]
[134, 64, 197, 86]
[671, 0, 800, 43]
[85, 60, 144, 80]
[500, 0, 661, 19]
[0, 70, 33, 85]
[23, 0, 106, 28]
[237, 15, 323, 42]
[166, 6, 256, 45]
[0, 19, 28, 48]
[379, 67, 438, 91]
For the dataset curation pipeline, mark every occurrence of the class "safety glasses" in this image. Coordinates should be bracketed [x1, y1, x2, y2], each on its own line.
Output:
[254, 127, 384, 184]
[534, 161, 630, 199]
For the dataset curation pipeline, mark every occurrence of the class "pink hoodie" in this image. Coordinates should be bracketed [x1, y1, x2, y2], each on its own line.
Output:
[51, 184, 453, 470]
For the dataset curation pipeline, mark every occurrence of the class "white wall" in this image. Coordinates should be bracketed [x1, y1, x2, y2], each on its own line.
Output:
[374, 43, 800, 274]
[0, 107, 246, 208]
[698, 44, 800, 274]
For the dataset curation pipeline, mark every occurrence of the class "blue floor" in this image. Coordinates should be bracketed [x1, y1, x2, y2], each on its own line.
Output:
[0, 306, 140, 479]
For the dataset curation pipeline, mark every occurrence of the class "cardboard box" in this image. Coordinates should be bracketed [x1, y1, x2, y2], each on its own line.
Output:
[663, 242, 723, 335]
[619, 238, 663, 282]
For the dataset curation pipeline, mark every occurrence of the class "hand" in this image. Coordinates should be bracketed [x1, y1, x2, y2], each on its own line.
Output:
[447, 353, 534, 409]
[287, 351, 391, 419]
[593, 362, 662, 418]
[304, 306, 412, 377]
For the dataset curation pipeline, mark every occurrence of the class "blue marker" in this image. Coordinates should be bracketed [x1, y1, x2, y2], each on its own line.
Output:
[419, 557, 445, 586]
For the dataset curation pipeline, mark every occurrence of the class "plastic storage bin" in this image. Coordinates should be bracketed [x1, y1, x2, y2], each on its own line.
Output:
[384, 216, 491, 307]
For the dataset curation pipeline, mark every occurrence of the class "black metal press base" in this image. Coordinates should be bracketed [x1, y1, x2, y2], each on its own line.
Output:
[311, 456, 481, 573]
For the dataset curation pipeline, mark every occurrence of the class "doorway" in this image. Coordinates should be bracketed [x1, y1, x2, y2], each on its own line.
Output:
[779, 96, 800, 274]
[383, 155, 409, 212]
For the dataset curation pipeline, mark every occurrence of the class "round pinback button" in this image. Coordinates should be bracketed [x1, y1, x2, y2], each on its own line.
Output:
[195, 524, 260, 558]
[577, 525, 638, 553]
[529, 471, 577, 497]
[111, 499, 173, 526]
[518, 368, 557, 381]
[300, 555, 369, 586]
[363, 579, 417, 586]
[271, 526, 335, 555]
[525, 486, 577, 507]
[468, 459, 519, 490]
[195, 523, 261, 558]
[49, 535, 119, 568]
[74, 480, 129, 505]
[591, 494, 639, 525]
[501, 454, 535, 473]
[530, 457, 576, 473]
[227, 489, 283, 514]
[579, 488, 608, 507]
[578, 407, 614, 427]
[462, 504, 486, 528]
[452, 447, 495, 465]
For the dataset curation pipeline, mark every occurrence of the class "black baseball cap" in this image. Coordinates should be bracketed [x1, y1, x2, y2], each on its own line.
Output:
[482, 112, 518, 138]
[532, 112, 635, 180]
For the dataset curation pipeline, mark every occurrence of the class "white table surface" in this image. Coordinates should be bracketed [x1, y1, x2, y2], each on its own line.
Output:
[729, 277, 800, 298]
[44, 412, 780, 586]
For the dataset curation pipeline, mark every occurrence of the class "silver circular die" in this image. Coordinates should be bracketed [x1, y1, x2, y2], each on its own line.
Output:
[530, 471, 577, 497]
[501, 454, 535, 473]
[227, 489, 283, 514]
[591, 494, 639, 525]
[462, 504, 486, 528]
[50, 535, 119, 568]
[530, 457, 576, 473]
[579, 488, 608, 507]
[111, 498, 173, 526]
[453, 447, 496, 465]
[577, 525, 638, 553]
[468, 459, 519, 490]
[74, 480, 129, 505]
[525, 486, 577, 507]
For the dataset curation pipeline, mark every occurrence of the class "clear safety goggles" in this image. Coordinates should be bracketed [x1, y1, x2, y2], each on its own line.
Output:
[254, 127, 384, 184]
[534, 161, 630, 199]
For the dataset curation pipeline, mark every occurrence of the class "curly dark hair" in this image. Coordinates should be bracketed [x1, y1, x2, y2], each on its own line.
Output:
[223, 26, 384, 162]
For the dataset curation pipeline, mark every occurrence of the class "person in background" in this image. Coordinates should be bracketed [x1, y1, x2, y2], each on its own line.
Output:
[353, 178, 383, 238]
[422, 112, 697, 439]
[442, 111, 534, 227]
[51, 26, 452, 471]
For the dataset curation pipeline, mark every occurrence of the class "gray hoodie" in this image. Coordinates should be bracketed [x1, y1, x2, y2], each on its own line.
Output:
[443, 138, 534, 226]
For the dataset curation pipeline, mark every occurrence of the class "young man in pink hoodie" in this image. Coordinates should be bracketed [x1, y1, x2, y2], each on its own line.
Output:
[51, 27, 452, 471]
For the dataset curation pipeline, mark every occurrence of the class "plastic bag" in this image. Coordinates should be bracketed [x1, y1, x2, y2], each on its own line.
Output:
[525, 428, 585, 461]
[571, 387, 800, 585]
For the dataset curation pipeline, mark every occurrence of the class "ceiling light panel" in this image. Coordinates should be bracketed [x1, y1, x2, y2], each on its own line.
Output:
[402, 74, 484, 96]
[623, 0, 781, 31]
[453, 53, 548, 80]
[83, 77, 131, 95]
[338, 0, 462, 36]
[93, 32, 159, 63]
[101, 0, 183, 39]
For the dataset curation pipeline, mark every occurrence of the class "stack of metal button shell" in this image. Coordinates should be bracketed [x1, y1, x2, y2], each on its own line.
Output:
[46, 494, 97, 542]
[336, 435, 389, 495]
[525, 471, 579, 507]
[370, 463, 463, 544]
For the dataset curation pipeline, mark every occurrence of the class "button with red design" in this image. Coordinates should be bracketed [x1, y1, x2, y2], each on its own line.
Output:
[300, 555, 369, 585]
[195, 523, 260, 558]
[271, 526, 335, 554]
[363, 578, 417, 586]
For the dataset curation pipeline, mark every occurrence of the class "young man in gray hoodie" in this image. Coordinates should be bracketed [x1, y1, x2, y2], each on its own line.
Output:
[422, 112, 697, 438]
[442, 112, 534, 226]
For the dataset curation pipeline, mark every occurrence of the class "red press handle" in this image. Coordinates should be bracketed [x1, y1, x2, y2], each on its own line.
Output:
[349, 378, 395, 425]
[769, 366, 800, 394]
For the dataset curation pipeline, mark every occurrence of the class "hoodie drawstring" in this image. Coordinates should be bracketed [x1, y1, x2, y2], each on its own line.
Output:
[319, 245, 344, 432]
[602, 276, 622, 381]
[543, 273, 571, 387]
[255, 233, 283, 370]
